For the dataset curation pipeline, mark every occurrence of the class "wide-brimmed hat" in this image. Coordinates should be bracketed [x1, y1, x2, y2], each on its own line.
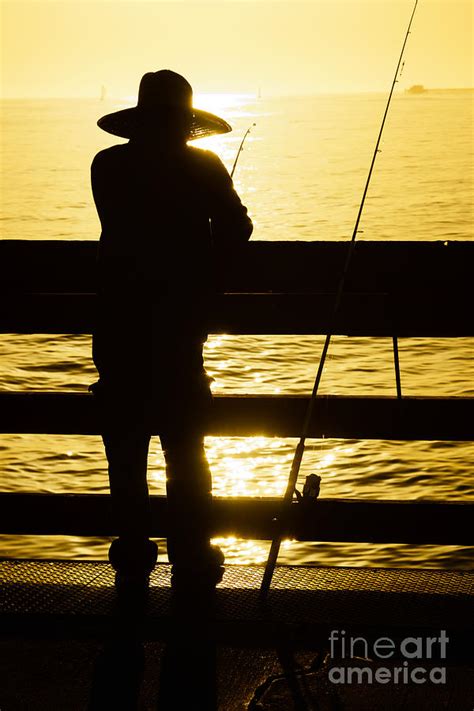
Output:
[97, 70, 232, 141]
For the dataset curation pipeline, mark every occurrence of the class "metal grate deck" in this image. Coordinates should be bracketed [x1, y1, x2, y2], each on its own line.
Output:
[1, 559, 473, 652]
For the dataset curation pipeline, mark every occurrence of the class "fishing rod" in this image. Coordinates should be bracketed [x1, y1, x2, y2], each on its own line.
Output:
[260, 0, 419, 599]
[231, 123, 256, 179]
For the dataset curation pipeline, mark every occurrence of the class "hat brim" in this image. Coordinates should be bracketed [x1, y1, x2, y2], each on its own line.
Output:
[97, 106, 232, 141]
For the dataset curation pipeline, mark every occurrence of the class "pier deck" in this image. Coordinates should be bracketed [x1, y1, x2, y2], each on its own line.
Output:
[2, 559, 473, 652]
[1, 559, 474, 709]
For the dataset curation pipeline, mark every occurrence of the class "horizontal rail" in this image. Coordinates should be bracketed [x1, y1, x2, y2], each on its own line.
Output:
[1, 240, 472, 336]
[1, 292, 471, 336]
[1, 392, 474, 440]
[1, 493, 473, 543]
[1, 240, 472, 292]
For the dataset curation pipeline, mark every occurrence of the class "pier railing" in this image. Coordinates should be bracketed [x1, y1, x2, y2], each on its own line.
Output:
[1, 239, 473, 546]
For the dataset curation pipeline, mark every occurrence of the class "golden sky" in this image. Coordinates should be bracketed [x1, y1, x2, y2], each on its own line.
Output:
[1, 1, 473, 98]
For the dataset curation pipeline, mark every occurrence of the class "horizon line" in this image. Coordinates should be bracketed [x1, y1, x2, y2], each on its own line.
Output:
[2, 87, 474, 101]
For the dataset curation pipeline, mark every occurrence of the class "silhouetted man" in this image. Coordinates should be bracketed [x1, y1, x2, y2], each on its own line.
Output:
[90, 70, 252, 592]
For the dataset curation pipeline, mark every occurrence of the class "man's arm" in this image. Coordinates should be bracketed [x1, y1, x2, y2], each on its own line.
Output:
[91, 149, 120, 231]
[206, 152, 253, 245]
[91, 147, 134, 286]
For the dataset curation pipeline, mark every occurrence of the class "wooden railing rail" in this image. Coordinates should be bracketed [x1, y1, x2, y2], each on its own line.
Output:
[1, 240, 472, 336]
[1, 493, 473, 544]
[1, 392, 473, 440]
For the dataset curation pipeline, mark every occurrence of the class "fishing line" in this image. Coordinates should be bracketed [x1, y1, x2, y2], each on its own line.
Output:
[260, 0, 419, 599]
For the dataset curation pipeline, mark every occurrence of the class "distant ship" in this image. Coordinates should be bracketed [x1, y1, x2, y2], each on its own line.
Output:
[406, 84, 427, 94]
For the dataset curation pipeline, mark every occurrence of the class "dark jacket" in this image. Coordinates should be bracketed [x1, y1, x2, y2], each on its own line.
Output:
[91, 141, 252, 409]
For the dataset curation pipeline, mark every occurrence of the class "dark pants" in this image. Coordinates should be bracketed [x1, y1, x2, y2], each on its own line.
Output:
[102, 422, 213, 566]
[92, 320, 214, 569]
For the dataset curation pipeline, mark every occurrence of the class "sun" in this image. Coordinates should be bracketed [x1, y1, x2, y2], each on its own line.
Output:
[194, 92, 252, 116]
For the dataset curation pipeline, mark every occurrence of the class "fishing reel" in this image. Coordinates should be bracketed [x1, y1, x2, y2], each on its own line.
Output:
[295, 473, 321, 506]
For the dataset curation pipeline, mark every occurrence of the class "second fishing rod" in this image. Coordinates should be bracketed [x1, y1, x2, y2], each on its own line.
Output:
[260, 0, 420, 599]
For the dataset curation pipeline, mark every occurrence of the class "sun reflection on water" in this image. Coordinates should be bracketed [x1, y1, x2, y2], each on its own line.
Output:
[206, 436, 293, 497]
[211, 536, 295, 565]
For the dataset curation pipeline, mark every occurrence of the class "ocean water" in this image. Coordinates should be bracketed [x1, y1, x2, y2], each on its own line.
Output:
[1, 92, 473, 568]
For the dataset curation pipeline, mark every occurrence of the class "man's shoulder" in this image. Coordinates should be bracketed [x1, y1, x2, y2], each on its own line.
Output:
[92, 144, 128, 169]
[185, 146, 229, 181]
[186, 145, 222, 167]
